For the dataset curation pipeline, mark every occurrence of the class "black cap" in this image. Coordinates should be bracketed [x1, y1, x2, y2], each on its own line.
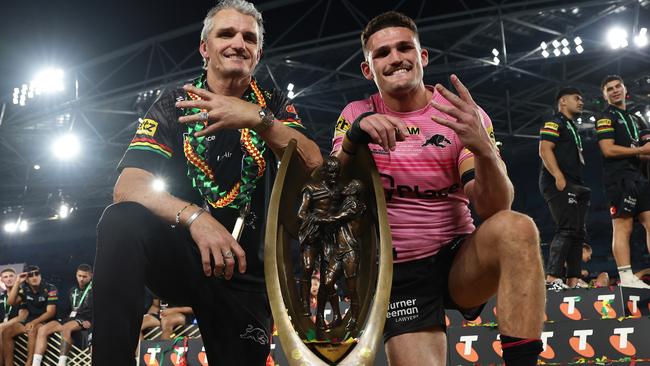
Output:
[555, 87, 582, 102]
[24, 265, 40, 272]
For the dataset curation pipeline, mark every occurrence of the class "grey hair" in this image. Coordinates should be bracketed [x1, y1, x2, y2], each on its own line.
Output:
[200, 0, 265, 69]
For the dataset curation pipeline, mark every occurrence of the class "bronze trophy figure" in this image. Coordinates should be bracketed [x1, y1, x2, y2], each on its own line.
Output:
[265, 141, 392, 365]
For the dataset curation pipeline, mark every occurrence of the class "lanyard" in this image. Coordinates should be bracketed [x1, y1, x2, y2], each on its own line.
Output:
[615, 111, 639, 142]
[72, 282, 92, 309]
[564, 118, 582, 151]
[3, 296, 11, 317]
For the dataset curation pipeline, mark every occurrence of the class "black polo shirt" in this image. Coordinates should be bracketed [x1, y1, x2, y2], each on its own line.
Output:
[117, 76, 307, 291]
[539, 112, 584, 189]
[67, 283, 92, 321]
[0, 290, 19, 321]
[596, 104, 649, 185]
[18, 282, 57, 322]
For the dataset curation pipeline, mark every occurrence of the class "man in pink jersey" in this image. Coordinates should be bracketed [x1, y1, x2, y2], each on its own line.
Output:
[331, 12, 545, 366]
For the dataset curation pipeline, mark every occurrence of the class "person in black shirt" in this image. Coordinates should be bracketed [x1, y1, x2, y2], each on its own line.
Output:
[0, 268, 20, 366]
[596, 75, 650, 289]
[30, 264, 92, 366]
[2, 265, 57, 366]
[93, 1, 322, 365]
[539, 87, 591, 289]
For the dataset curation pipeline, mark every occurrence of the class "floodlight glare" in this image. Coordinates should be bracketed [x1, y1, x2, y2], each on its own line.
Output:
[3, 222, 17, 233]
[33, 164, 40, 170]
[553, 48, 561, 57]
[540, 42, 547, 50]
[607, 27, 628, 49]
[493, 56, 500, 65]
[31, 68, 64, 94]
[287, 83, 294, 91]
[491, 48, 499, 57]
[18, 220, 28, 232]
[152, 179, 166, 192]
[52, 134, 80, 160]
[561, 38, 570, 47]
[59, 204, 70, 219]
[287, 91, 295, 99]
[634, 27, 648, 48]
[552, 40, 561, 48]
[542, 50, 550, 58]
[574, 36, 583, 45]
[576, 45, 584, 54]
[562, 47, 571, 55]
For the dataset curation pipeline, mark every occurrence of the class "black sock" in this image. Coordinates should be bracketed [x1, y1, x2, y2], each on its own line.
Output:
[500, 335, 543, 366]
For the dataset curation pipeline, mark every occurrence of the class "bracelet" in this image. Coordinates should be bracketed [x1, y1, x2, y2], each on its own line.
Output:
[185, 208, 206, 228]
[345, 111, 375, 144]
[175, 203, 194, 225]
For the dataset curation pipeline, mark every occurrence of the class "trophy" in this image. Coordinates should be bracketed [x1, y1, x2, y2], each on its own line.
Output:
[265, 140, 393, 365]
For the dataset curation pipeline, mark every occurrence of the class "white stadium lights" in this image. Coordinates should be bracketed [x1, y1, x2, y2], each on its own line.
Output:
[4, 218, 28, 234]
[59, 203, 71, 219]
[634, 27, 648, 48]
[541, 37, 584, 58]
[287, 82, 296, 99]
[52, 134, 80, 160]
[490, 48, 500, 65]
[607, 27, 628, 49]
[12, 67, 65, 107]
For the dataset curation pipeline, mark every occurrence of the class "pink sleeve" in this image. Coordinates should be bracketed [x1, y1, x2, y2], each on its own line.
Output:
[331, 103, 362, 154]
[457, 107, 499, 168]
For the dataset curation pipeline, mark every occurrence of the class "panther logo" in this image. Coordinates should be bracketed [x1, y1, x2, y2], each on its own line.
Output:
[422, 134, 451, 148]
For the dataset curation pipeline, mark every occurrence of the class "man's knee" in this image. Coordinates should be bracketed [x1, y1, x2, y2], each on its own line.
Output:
[97, 201, 157, 239]
[488, 210, 539, 245]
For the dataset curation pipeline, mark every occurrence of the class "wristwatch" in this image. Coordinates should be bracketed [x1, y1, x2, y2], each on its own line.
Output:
[253, 107, 275, 133]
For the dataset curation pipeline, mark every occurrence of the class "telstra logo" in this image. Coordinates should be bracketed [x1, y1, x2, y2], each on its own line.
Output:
[491, 335, 502, 357]
[456, 335, 479, 362]
[569, 329, 595, 358]
[198, 346, 209, 366]
[170, 345, 188, 365]
[594, 294, 617, 318]
[144, 346, 162, 366]
[609, 327, 636, 356]
[539, 331, 556, 360]
[560, 296, 582, 320]
[627, 296, 641, 317]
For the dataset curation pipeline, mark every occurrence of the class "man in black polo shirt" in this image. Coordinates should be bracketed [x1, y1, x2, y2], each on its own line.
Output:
[596, 75, 650, 289]
[2, 265, 57, 366]
[31, 264, 92, 366]
[93, 1, 322, 365]
[0, 268, 20, 366]
[539, 87, 591, 289]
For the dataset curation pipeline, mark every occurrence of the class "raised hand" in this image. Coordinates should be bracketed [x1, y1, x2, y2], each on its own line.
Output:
[430, 74, 495, 157]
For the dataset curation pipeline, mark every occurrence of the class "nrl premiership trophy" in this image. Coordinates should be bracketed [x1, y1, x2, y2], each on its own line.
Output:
[265, 141, 392, 365]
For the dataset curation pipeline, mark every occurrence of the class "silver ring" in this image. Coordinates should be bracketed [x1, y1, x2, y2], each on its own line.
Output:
[199, 111, 209, 121]
[224, 251, 233, 259]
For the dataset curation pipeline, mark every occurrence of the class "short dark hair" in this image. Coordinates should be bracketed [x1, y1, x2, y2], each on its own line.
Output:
[601, 75, 624, 90]
[77, 264, 93, 273]
[555, 87, 582, 102]
[0, 268, 16, 275]
[361, 11, 418, 55]
[24, 265, 40, 273]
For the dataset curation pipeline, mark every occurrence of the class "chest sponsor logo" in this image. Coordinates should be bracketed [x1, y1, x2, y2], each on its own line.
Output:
[406, 126, 420, 135]
[422, 134, 451, 148]
[381, 174, 459, 201]
[335, 115, 350, 135]
[136, 119, 159, 137]
[597, 119, 612, 128]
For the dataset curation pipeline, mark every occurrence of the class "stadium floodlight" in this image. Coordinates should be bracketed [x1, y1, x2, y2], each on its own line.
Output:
[574, 36, 583, 45]
[287, 83, 294, 91]
[491, 48, 499, 57]
[607, 27, 628, 49]
[31, 68, 64, 95]
[634, 27, 648, 48]
[540, 42, 547, 50]
[4, 222, 17, 233]
[552, 39, 561, 48]
[562, 47, 571, 55]
[52, 134, 80, 160]
[576, 45, 584, 54]
[561, 38, 570, 47]
[18, 220, 28, 232]
[541, 50, 550, 58]
[59, 204, 71, 219]
[553, 48, 561, 57]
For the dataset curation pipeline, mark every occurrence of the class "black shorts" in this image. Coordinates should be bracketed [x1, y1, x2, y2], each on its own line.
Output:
[606, 177, 650, 218]
[383, 237, 485, 342]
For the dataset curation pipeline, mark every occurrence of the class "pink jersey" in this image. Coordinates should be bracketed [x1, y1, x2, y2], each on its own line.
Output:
[332, 86, 496, 262]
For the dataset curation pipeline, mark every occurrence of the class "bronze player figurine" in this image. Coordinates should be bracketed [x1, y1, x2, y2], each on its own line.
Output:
[297, 157, 341, 327]
[322, 179, 366, 331]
